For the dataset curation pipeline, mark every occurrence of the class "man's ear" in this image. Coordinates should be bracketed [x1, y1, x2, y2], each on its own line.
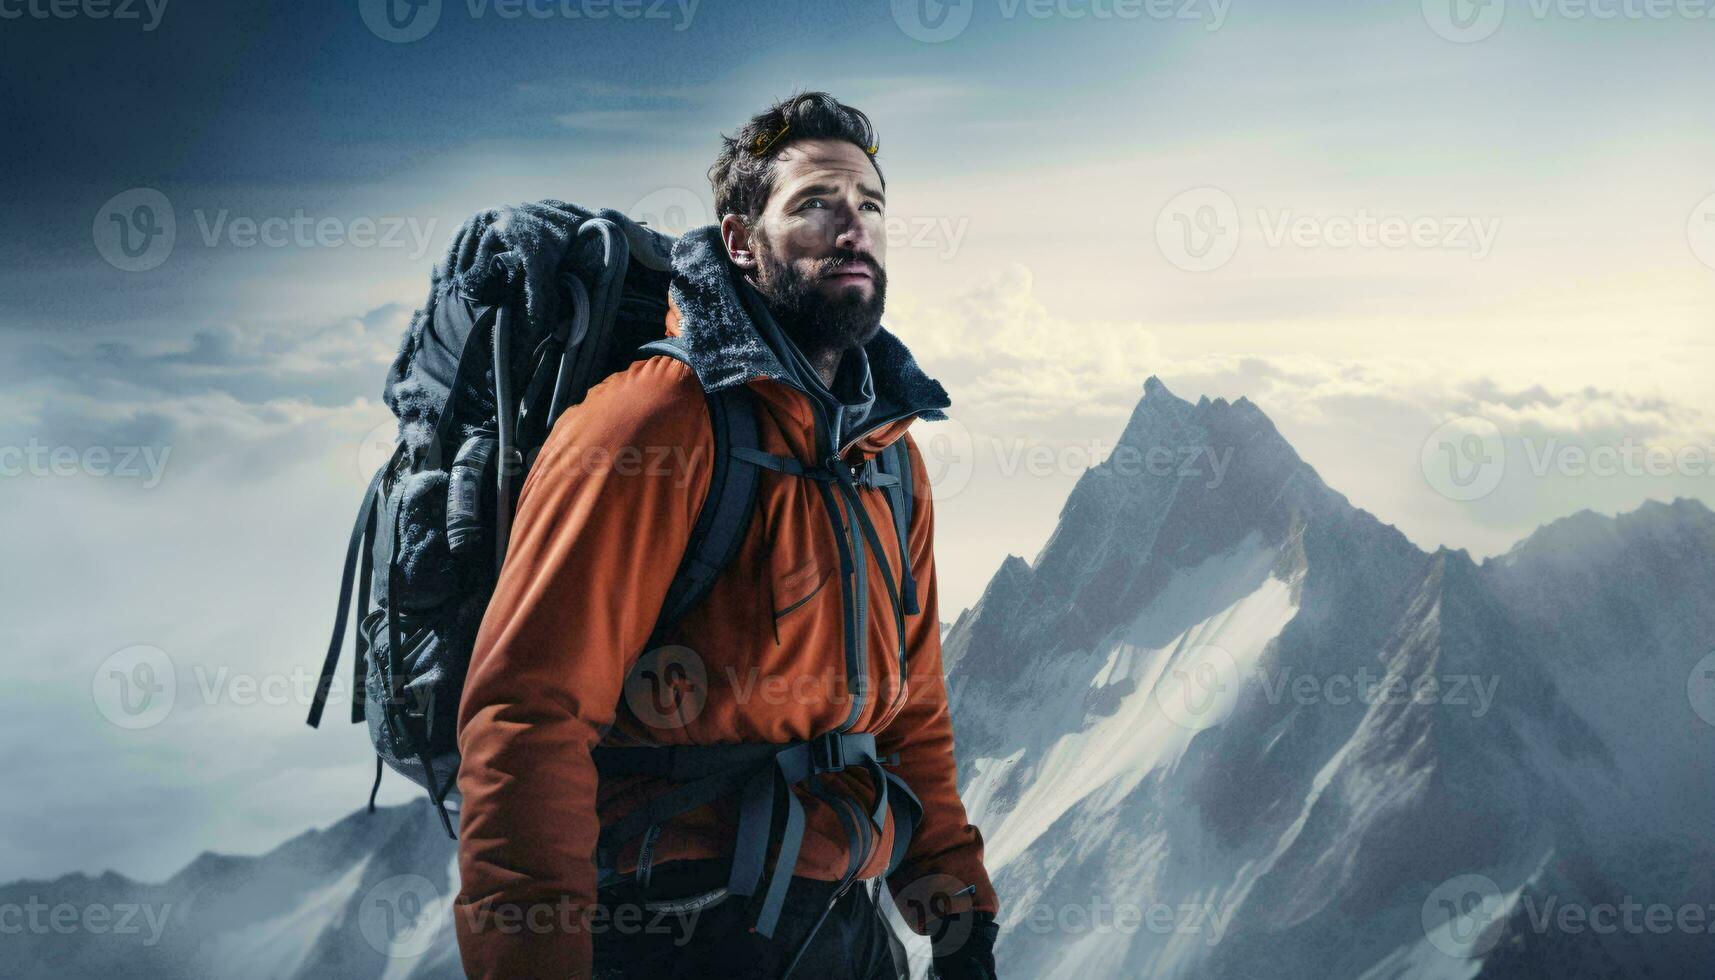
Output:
[721, 214, 758, 273]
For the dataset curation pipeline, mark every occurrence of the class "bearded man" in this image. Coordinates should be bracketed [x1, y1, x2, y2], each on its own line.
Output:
[453, 91, 1000, 980]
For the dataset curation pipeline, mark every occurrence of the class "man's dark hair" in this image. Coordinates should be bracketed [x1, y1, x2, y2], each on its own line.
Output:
[708, 91, 885, 221]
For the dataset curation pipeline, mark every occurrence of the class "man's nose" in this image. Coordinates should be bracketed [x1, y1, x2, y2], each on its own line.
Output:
[830, 204, 876, 256]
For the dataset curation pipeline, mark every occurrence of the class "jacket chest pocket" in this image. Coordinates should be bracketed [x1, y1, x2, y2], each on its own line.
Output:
[760, 479, 898, 636]
[760, 478, 840, 628]
[771, 551, 833, 621]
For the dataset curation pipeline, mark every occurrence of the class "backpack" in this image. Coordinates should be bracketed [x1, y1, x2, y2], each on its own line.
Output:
[304, 202, 921, 866]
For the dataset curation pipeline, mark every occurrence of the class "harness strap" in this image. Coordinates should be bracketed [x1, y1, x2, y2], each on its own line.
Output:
[590, 437, 924, 940]
[592, 732, 919, 939]
[730, 446, 899, 490]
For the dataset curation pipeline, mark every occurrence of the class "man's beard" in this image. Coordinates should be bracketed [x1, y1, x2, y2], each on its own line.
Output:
[750, 231, 887, 360]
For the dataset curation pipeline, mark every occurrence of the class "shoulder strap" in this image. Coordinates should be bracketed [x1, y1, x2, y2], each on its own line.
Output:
[875, 437, 921, 616]
[640, 337, 762, 645]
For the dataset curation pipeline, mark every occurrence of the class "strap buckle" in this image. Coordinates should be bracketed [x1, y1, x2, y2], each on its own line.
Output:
[809, 732, 847, 774]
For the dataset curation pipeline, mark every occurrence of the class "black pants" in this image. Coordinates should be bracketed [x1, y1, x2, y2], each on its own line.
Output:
[591, 859, 901, 980]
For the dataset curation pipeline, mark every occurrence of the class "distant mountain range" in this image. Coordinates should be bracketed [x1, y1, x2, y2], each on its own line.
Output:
[1, 800, 461, 979]
[7, 378, 1710, 979]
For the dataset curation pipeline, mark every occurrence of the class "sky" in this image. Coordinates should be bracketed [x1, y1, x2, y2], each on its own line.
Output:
[2, 0, 1712, 883]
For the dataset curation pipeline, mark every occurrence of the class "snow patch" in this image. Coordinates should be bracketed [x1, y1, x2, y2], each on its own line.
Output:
[204, 856, 372, 979]
[967, 538, 1299, 871]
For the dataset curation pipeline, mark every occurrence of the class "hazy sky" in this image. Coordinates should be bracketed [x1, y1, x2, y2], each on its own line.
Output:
[2, 0, 1712, 883]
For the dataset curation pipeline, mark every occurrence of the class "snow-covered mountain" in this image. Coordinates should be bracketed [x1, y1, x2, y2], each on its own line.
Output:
[8, 378, 1710, 979]
[943, 378, 1715, 978]
[0, 801, 463, 980]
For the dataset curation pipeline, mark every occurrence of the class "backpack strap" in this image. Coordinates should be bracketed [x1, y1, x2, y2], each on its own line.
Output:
[637, 336, 762, 646]
[597, 338, 927, 941]
[306, 443, 402, 730]
[874, 438, 921, 616]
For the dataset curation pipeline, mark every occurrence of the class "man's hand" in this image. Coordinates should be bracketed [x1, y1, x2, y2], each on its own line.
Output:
[930, 910, 998, 980]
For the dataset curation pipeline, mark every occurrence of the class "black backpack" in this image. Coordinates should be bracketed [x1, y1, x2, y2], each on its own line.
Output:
[304, 201, 921, 861]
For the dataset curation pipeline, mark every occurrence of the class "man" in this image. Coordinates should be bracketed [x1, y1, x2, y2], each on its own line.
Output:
[452, 92, 999, 979]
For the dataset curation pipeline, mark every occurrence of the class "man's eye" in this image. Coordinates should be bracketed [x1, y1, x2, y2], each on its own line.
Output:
[799, 199, 825, 210]
[862, 201, 882, 213]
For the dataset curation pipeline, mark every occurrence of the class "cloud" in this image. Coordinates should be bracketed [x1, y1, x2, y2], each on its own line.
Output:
[893, 263, 1712, 446]
[893, 263, 1167, 421]
[887, 261, 1715, 565]
[0, 306, 409, 480]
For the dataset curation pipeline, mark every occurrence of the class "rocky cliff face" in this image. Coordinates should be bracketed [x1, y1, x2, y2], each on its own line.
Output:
[942, 379, 1715, 979]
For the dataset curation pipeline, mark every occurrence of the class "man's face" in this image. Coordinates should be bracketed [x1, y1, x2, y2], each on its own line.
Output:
[726, 138, 888, 355]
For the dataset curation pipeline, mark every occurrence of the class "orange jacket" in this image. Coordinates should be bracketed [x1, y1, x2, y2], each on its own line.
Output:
[452, 227, 998, 979]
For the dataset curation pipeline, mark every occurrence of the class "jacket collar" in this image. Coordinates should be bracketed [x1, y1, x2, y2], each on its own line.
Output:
[666, 225, 951, 427]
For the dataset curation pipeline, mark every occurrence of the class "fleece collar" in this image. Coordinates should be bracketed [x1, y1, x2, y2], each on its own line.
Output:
[665, 225, 950, 425]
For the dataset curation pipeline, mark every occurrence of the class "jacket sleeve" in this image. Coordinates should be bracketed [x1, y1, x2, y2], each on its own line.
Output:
[452, 355, 712, 980]
[879, 432, 1001, 933]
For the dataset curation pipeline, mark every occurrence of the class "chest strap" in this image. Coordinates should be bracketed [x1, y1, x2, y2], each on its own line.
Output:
[593, 732, 922, 939]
